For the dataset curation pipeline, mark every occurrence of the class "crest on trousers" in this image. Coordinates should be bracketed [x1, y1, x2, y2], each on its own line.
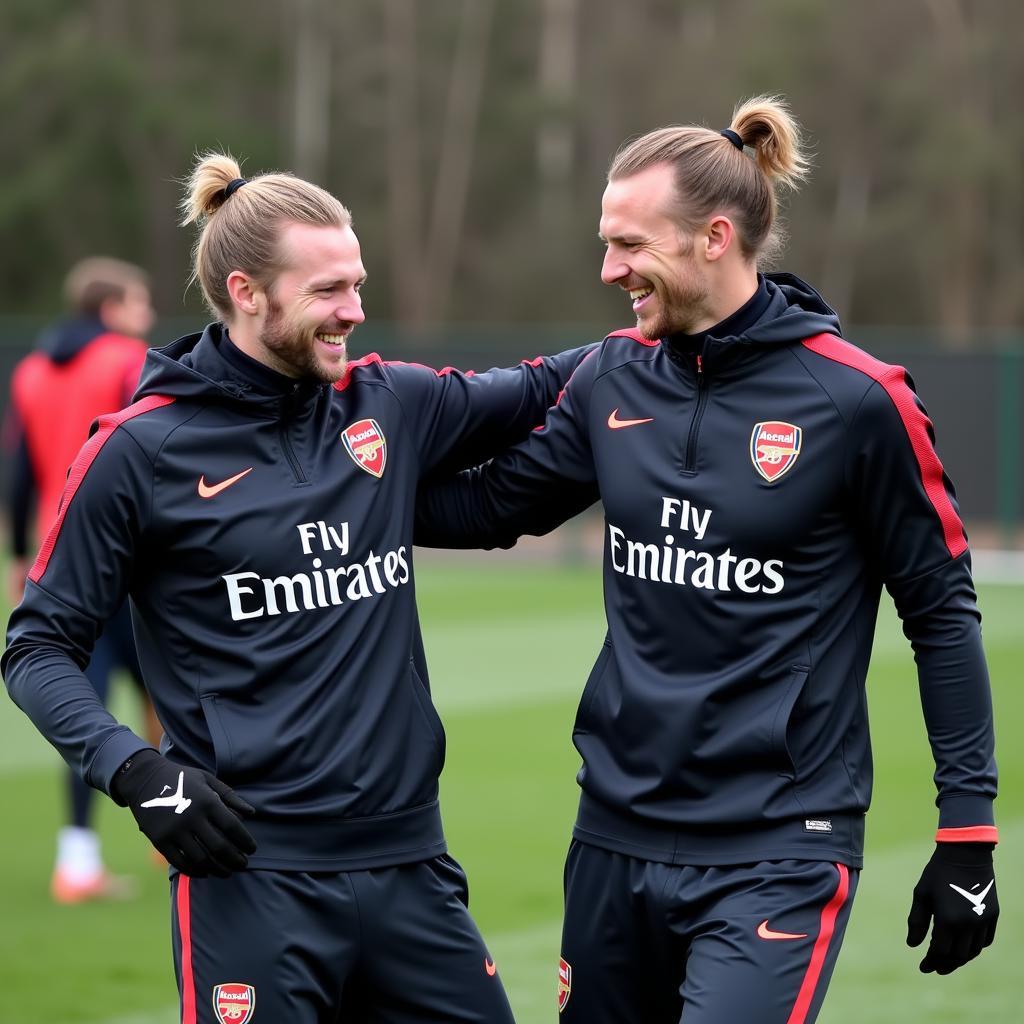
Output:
[557, 957, 572, 1013]
[342, 418, 387, 478]
[750, 421, 802, 483]
[213, 983, 255, 1023]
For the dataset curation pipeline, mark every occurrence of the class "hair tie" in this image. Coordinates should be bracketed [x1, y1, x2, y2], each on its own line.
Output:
[224, 177, 248, 199]
[719, 129, 744, 151]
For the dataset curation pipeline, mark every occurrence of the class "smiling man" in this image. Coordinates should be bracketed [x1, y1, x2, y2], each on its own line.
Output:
[416, 97, 999, 1023]
[2, 152, 592, 1023]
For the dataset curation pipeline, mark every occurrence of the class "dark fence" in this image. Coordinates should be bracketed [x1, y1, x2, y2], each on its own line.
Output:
[1, 318, 1021, 544]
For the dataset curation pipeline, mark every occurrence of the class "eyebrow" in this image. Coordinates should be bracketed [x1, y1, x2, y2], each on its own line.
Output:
[309, 273, 368, 290]
[598, 233, 643, 245]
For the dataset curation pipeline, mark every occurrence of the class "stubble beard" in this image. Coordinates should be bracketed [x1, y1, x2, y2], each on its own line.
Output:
[638, 244, 713, 340]
[259, 296, 349, 385]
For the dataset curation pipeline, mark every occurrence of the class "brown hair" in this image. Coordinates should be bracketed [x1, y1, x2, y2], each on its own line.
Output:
[63, 257, 150, 318]
[180, 152, 352, 320]
[608, 96, 810, 265]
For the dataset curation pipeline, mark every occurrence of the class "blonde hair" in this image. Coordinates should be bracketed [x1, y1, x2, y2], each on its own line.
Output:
[608, 96, 810, 265]
[63, 257, 149, 318]
[180, 152, 352, 320]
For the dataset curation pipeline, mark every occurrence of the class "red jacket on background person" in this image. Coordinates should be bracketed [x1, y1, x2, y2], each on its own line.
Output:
[9, 318, 148, 555]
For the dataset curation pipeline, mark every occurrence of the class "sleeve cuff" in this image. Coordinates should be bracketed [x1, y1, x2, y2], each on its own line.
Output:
[935, 825, 998, 844]
[88, 729, 154, 797]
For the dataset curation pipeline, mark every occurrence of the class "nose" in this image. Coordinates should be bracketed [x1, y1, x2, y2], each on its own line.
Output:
[601, 247, 629, 287]
[339, 292, 365, 326]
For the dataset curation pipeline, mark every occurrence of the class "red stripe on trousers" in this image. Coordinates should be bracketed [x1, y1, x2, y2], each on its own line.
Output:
[786, 863, 850, 1024]
[801, 334, 967, 559]
[28, 394, 175, 583]
[177, 875, 196, 1024]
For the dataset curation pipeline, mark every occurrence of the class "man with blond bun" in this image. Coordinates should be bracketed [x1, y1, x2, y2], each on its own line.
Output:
[4, 152, 592, 1022]
[8, 255, 161, 904]
[417, 97, 998, 1022]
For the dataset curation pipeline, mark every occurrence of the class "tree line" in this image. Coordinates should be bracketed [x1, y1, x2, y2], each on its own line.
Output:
[1, 0, 1020, 347]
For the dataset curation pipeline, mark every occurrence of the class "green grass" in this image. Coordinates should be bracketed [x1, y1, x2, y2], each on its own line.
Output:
[0, 558, 1020, 1023]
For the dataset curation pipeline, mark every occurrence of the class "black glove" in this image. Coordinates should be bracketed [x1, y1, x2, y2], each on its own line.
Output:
[907, 841, 998, 975]
[112, 749, 257, 878]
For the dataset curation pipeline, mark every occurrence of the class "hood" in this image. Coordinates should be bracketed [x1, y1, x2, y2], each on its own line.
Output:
[37, 317, 108, 365]
[731, 272, 842, 347]
[134, 322, 324, 414]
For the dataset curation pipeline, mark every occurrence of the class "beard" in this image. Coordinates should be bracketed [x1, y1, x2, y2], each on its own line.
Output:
[637, 245, 713, 340]
[259, 295, 348, 384]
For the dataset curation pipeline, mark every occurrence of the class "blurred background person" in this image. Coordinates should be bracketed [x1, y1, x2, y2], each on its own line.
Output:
[7, 256, 162, 903]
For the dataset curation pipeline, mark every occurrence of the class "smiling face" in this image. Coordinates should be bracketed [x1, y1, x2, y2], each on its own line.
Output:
[247, 221, 367, 383]
[599, 163, 713, 339]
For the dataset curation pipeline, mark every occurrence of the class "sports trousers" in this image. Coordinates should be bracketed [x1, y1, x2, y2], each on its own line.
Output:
[559, 841, 858, 1024]
[170, 854, 514, 1023]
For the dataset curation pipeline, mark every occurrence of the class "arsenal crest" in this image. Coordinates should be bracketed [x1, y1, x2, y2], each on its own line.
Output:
[342, 418, 387, 478]
[557, 957, 572, 1013]
[750, 421, 802, 483]
[213, 983, 255, 1023]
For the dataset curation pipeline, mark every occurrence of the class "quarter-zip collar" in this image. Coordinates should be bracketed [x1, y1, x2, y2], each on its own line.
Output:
[664, 275, 771, 367]
[661, 272, 842, 378]
[135, 322, 326, 418]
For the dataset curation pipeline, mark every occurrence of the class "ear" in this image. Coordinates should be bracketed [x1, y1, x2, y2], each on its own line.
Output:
[226, 271, 263, 317]
[703, 215, 735, 263]
[96, 295, 123, 328]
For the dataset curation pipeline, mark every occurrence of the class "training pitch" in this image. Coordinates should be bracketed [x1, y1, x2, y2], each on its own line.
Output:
[0, 556, 1020, 1023]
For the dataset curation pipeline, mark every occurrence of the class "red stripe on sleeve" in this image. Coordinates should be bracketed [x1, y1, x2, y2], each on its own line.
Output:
[936, 825, 999, 844]
[177, 875, 197, 1024]
[786, 863, 850, 1024]
[334, 353, 479, 392]
[802, 334, 967, 559]
[28, 394, 175, 584]
[334, 352, 385, 391]
[606, 327, 660, 346]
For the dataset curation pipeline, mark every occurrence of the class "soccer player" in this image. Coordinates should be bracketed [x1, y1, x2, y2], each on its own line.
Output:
[7, 256, 162, 903]
[416, 97, 999, 1023]
[3, 153, 591, 1023]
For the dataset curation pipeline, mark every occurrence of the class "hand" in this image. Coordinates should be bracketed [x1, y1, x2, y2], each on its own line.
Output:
[907, 842, 998, 974]
[112, 749, 257, 878]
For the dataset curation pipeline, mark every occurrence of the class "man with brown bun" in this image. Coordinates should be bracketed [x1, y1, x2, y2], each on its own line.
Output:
[416, 97, 998, 1023]
[8, 256, 162, 903]
[4, 154, 591, 1022]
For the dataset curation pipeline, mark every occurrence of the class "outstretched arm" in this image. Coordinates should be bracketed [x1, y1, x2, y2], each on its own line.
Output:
[374, 343, 595, 477]
[415, 350, 601, 550]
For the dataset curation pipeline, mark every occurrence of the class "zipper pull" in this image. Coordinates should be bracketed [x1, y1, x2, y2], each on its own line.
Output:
[696, 353, 704, 383]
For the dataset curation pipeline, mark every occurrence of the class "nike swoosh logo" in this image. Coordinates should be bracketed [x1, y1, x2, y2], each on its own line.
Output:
[139, 771, 192, 815]
[198, 467, 253, 499]
[949, 879, 994, 916]
[608, 408, 654, 430]
[756, 920, 808, 941]
[484, 958, 497, 976]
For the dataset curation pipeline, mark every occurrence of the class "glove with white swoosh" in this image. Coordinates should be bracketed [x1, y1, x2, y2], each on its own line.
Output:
[906, 842, 998, 974]
[111, 749, 257, 877]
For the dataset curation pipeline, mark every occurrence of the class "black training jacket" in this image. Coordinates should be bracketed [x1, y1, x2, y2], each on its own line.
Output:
[416, 274, 998, 868]
[3, 324, 590, 870]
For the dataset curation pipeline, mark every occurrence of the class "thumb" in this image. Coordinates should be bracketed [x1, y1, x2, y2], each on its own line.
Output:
[204, 774, 256, 818]
[906, 890, 931, 948]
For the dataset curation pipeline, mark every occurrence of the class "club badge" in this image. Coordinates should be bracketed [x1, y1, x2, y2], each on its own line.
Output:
[750, 421, 802, 483]
[342, 418, 387, 478]
[213, 983, 255, 1023]
[557, 957, 572, 1013]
